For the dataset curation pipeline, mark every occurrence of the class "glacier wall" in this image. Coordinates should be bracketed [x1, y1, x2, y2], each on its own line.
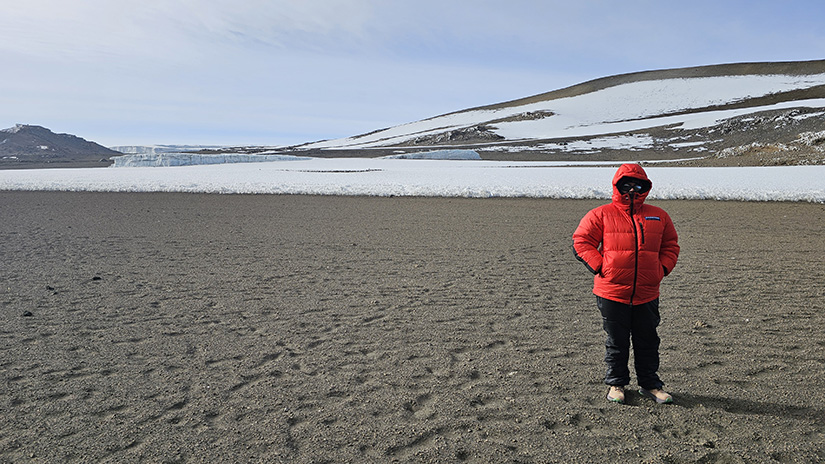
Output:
[111, 153, 311, 167]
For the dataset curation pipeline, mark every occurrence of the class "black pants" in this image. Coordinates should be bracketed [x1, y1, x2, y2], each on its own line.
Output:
[597, 296, 663, 390]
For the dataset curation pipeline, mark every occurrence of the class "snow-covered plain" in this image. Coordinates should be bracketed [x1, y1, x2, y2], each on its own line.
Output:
[1, 157, 824, 203]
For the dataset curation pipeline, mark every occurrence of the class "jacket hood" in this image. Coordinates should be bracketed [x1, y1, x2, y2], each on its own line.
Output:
[611, 163, 652, 208]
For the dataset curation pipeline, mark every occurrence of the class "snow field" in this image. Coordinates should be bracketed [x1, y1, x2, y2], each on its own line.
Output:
[1, 158, 824, 203]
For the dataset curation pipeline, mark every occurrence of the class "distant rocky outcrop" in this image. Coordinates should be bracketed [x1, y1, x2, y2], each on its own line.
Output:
[403, 125, 505, 145]
[0, 124, 121, 168]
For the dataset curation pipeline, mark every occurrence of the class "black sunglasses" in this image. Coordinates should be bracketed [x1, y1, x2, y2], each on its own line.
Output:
[618, 181, 644, 194]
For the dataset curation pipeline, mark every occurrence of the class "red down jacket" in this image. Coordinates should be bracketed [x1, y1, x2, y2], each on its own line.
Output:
[573, 164, 680, 305]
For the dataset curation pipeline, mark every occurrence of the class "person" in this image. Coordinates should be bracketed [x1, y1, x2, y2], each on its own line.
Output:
[572, 163, 680, 404]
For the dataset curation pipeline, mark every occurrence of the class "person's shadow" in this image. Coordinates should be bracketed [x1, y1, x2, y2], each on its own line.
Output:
[673, 392, 825, 424]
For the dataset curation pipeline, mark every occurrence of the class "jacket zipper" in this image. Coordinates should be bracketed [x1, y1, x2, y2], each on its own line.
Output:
[629, 198, 639, 306]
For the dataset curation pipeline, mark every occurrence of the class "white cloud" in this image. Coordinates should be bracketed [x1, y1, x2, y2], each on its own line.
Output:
[0, 0, 378, 62]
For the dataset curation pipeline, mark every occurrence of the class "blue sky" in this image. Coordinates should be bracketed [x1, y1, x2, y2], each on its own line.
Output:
[2, 0, 824, 147]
